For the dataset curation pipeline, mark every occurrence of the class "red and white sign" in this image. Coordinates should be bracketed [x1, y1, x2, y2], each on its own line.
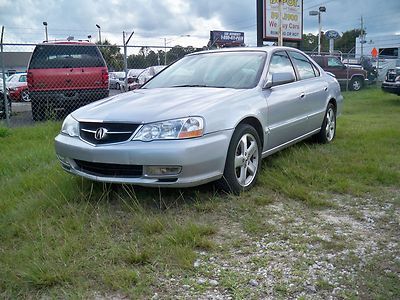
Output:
[263, 0, 303, 41]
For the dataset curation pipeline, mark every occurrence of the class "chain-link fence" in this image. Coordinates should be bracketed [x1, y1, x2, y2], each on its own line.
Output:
[1, 39, 395, 128]
[0, 40, 201, 127]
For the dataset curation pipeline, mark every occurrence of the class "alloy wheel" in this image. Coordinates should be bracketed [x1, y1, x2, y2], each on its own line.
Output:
[234, 133, 259, 187]
[325, 107, 336, 142]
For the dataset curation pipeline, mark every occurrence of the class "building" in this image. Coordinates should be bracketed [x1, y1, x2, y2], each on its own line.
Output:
[0, 52, 32, 75]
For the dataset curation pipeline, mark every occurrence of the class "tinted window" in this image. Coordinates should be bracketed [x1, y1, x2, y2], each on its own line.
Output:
[29, 44, 105, 69]
[289, 51, 316, 80]
[144, 52, 267, 89]
[268, 51, 296, 79]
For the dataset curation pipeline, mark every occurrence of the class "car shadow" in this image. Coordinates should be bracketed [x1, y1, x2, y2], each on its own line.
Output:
[74, 178, 227, 211]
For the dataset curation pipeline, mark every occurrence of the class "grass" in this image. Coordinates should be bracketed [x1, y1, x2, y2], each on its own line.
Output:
[1, 87, 400, 298]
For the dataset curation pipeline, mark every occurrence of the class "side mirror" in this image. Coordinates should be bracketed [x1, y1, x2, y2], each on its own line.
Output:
[264, 72, 295, 89]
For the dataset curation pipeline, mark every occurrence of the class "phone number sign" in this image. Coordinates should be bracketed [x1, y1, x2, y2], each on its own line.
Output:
[263, 0, 303, 41]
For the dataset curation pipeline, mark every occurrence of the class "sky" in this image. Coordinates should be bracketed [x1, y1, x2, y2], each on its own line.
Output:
[0, 0, 399, 49]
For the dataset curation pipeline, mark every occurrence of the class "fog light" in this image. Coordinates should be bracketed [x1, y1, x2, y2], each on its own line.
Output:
[144, 166, 182, 177]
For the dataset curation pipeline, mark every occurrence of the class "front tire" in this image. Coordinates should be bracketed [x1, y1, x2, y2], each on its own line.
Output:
[116, 82, 120, 90]
[315, 103, 336, 144]
[218, 124, 262, 194]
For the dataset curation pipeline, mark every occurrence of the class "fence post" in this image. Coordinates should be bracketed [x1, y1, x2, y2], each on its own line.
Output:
[123, 32, 128, 91]
[346, 51, 349, 92]
[1, 26, 10, 127]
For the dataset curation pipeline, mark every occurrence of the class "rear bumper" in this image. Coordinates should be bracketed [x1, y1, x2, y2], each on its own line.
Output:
[30, 89, 109, 106]
[381, 82, 400, 95]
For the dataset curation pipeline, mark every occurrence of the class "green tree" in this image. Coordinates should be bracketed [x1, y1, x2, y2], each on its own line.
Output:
[335, 29, 363, 53]
[96, 40, 124, 71]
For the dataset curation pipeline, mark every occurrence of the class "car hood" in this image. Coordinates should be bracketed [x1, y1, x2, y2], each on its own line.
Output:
[72, 87, 249, 123]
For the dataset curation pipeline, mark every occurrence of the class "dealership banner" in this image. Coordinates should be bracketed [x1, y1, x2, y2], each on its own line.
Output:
[263, 0, 303, 41]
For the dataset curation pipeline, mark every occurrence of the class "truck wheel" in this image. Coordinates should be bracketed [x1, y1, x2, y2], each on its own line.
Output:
[350, 77, 363, 91]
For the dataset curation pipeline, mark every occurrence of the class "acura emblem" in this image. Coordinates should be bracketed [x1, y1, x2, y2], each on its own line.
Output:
[95, 127, 108, 140]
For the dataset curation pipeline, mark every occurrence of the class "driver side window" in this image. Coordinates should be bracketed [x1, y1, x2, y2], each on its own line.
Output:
[268, 51, 296, 80]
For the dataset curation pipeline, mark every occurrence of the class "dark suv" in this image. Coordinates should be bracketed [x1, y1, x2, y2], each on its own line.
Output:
[312, 55, 368, 91]
[27, 41, 109, 121]
[381, 62, 400, 96]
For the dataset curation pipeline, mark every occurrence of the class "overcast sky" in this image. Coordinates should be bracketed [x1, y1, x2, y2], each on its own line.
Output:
[0, 0, 399, 48]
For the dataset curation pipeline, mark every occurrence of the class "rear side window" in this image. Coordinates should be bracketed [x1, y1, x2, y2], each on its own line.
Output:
[289, 51, 316, 80]
[29, 44, 105, 69]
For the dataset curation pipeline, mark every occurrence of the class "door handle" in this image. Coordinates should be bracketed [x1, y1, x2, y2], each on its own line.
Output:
[299, 93, 305, 99]
[324, 86, 328, 91]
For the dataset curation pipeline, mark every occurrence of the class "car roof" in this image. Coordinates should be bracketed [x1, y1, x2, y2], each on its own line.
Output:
[187, 46, 304, 56]
[40, 41, 96, 45]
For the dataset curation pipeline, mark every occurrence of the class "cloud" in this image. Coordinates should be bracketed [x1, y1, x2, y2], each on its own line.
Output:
[0, 0, 398, 47]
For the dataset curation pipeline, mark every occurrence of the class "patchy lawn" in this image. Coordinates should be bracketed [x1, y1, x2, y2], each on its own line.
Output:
[0, 87, 399, 299]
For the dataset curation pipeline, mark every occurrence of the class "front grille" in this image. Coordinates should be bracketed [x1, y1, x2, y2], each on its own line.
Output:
[74, 160, 143, 177]
[387, 73, 397, 82]
[79, 122, 139, 145]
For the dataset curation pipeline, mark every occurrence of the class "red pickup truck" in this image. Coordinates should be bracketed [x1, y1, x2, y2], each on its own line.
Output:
[311, 55, 368, 91]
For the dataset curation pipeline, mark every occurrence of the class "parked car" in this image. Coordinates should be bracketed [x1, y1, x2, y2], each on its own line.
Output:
[55, 47, 343, 194]
[128, 66, 167, 90]
[312, 55, 368, 91]
[27, 41, 109, 121]
[120, 69, 144, 92]
[109, 71, 125, 90]
[0, 87, 11, 119]
[381, 66, 400, 96]
[6, 73, 30, 102]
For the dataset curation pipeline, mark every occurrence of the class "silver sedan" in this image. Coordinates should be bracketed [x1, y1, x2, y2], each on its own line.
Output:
[55, 47, 343, 194]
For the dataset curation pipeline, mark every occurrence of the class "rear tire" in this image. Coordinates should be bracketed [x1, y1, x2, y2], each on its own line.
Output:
[217, 124, 262, 195]
[21, 90, 30, 102]
[315, 103, 336, 144]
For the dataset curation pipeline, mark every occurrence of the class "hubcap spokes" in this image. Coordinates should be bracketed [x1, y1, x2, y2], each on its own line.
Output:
[325, 108, 335, 141]
[234, 134, 259, 187]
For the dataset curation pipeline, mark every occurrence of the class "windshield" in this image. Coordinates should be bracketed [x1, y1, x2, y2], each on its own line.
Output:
[144, 51, 267, 89]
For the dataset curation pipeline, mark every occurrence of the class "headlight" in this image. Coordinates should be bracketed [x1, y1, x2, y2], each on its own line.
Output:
[61, 114, 79, 137]
[133, 117, 204, 141]
[396, 75, 400, 82]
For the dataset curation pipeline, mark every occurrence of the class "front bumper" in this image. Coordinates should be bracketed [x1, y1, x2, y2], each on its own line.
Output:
[54, 129, 233, 187]
[381, 82, 400, 95]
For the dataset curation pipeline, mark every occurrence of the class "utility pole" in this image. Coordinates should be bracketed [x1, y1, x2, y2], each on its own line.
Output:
[96, 24, 101, 44]
[43, 22, 48, 42]
[278, 0, 283, 46]
[360, 16, 365, 58]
